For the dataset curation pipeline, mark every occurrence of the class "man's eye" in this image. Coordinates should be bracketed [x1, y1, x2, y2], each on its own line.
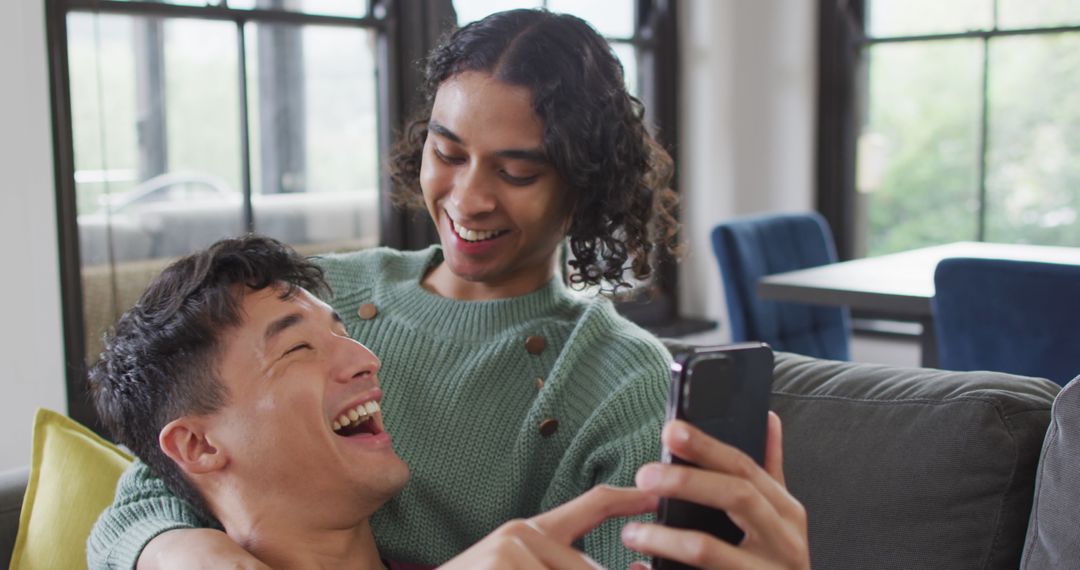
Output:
[284, 343, 312, 356]
[434, 146, 465, 165]
[500, 171, 540, 186]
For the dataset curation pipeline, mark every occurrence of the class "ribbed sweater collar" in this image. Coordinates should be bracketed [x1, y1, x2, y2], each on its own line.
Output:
[383, 246, 581, 341]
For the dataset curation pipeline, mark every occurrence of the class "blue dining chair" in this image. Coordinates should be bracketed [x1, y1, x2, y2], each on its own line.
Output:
[711, 212, 851, 360]
[933, 257, 1080, 386]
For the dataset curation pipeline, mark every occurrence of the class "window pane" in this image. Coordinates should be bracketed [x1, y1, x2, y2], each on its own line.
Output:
[611, 42, 637, 97]
[454, 0, 543, 26]
[72, 14, 244, 269]
[866, 0, 992, 37]
[859, 41, 983, 256]
[245, 22, 380, 251]
[112, 0, 368, 18]
[69, 13, 245, 363]
[984, 34, 1080, 246]
[547, 0, 634, 38]
[999, 0, 1080, 29]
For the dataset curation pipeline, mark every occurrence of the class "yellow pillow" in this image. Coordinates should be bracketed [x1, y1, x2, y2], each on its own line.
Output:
[10, 408, 132, 570]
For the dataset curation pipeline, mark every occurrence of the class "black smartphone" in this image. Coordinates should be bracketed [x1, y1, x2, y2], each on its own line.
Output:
[653, 342, 773, 570]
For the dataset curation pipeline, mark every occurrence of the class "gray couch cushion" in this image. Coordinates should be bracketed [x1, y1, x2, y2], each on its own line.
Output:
[771, 351, 1059, 570]
[1020, 375, 1080, 569]
[1, 467, 28, 570]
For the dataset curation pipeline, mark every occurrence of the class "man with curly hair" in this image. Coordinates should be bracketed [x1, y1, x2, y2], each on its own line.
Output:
[89, 10, 809, 570]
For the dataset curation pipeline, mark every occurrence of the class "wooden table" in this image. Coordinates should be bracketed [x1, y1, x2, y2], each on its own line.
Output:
[756, 241, 1080, 366]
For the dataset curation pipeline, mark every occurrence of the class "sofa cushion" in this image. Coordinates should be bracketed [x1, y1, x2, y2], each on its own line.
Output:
[771, 351, 1058, 570]
[10, 409, 132, 570]
[1020, 374, 1080, 569]
[1, 467, 29, 569]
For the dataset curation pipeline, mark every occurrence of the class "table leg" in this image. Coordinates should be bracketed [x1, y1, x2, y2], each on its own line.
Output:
[920, 316, 939, 368]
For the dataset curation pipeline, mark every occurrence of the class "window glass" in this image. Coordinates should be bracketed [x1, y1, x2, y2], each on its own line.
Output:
[68, 9, 381, 364]
[454, 0, 543, 26]
[999, 0, 1080, 28]
[547, 0, 634, 38]
[71, 13, 244, 268]
[245, 22, 380, 251]
[985, 34, 1080, 245]
[866, 0, 992, 37]
[859, 40, 982, 255]
[112, 0, 368, 18]
[611, 42, 638, 98]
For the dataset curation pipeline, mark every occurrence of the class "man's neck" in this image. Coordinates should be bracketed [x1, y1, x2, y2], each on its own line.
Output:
[218, 500, 384, 570]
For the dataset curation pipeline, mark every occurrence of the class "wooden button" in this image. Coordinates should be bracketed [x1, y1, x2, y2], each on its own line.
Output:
[525, 335, 546, 355]
[538, 418, 559, 437]
[357, 303, 378, 320]
[534, 377, 545, 391]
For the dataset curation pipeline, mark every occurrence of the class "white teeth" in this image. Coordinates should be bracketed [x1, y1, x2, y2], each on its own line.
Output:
[454, 223, 501, 242]
[332, 401, 380, 433]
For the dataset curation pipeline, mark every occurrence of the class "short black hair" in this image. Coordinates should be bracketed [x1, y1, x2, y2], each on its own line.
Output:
[390, 9, 679, 291]
[89, 234, 329, 516]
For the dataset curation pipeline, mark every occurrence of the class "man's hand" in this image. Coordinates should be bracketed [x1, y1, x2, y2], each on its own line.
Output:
[438, 486, 659, 570]
[622, 412, 810, 570]
[136, 529, 270, 570]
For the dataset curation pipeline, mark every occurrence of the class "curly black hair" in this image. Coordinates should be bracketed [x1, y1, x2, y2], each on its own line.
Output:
[88, 235, 329, 518]
[390, 9, 679, 291]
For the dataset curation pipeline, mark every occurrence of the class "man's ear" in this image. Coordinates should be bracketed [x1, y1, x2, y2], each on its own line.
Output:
[159, 418, 228, 475]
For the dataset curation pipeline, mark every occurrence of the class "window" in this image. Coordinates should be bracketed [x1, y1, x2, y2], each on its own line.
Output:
[49, 0, 391, 428]
[48, 0, 680, 428]
[831, 0, 1080, 258]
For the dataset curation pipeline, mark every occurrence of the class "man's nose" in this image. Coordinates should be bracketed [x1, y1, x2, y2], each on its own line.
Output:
[450, 166, 497, 218]
[334, 337, 381, 384]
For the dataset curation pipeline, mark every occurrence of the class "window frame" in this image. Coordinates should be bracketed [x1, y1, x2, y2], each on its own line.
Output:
[817, 0, 1080, 260]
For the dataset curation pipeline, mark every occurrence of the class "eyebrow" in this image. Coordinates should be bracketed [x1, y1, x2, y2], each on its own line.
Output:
[428, 120, 549, 164]
[264, 312, 303, 344]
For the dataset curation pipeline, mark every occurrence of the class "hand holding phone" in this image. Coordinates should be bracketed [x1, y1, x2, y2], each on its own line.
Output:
[652, 343, 774, 570]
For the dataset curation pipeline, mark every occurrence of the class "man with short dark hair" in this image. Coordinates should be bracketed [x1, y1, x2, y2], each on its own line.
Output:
[90, 235, 410, 568]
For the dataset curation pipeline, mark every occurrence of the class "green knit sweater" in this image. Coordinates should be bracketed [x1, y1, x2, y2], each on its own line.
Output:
[87, 246, 671, 569]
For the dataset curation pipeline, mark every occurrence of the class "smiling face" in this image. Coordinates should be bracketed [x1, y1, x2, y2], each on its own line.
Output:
[204, 285, 408, 522]
[419, 71, 573, 300]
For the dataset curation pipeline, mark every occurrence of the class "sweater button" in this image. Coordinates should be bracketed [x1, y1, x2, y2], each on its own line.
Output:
[357, 303, 378, 320]
[525, 335, 546, 355]
[539, 418, 559, 437]
[534, 377, 545, 391]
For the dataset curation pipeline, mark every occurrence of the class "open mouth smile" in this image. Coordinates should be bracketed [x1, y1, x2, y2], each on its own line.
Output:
[331, 399, 385, 438]
[450, 217, 509, 243]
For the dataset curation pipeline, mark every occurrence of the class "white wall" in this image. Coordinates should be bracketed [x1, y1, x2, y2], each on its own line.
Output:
[678, 0, 819, 336]
[0, 0, 67, 471]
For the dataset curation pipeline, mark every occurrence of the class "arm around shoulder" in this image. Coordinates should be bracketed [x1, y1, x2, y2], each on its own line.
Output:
[87, 461, 215, 570]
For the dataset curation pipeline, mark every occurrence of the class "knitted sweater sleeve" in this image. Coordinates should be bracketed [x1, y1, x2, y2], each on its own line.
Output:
[86, 461, 210, 570]
[539, 333, 671, 569]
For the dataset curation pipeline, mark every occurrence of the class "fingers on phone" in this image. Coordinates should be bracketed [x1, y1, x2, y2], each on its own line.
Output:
[529, 485, 659, 545]
[764, 411, 787, 487]
[622, 522, 758, 569]
[484, 520, 601, 570]
[655, 419, 807, 536]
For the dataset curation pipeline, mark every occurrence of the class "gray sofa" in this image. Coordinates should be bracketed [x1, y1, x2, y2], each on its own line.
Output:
[0, 351, 1064, 569]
